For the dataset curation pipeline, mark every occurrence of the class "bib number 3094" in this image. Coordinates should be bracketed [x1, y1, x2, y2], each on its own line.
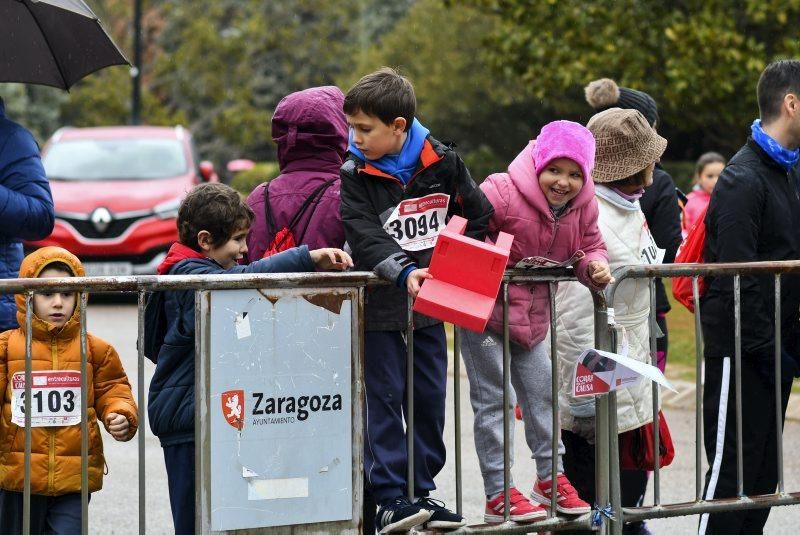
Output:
[11, 371, 82, 427]
[383, 193, 450, 251]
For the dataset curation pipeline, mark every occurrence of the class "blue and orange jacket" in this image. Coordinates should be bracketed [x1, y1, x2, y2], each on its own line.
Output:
[340, 135, 493, 331]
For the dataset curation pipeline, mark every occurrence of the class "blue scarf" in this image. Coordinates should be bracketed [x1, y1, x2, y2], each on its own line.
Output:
[751, 119, 800, 170]
[349, 118, 430, 184]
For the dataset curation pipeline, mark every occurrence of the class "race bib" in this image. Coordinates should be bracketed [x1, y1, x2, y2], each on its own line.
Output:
[11, 371, 82, 427]
[639, 223, 665, 265]
[383, 193, 450, 251]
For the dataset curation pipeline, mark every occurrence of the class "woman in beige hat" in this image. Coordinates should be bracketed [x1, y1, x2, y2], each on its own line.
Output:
[549, 108, 667, 535]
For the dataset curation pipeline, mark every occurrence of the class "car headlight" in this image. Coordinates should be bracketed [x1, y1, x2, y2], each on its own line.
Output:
[153, 198, 182, 219]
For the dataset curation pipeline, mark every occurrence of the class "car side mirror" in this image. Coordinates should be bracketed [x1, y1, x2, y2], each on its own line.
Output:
[199, 161, 218, 182]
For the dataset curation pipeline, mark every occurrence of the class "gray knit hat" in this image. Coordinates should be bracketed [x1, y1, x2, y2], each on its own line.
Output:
[585, 78, 659, 127]
[587, 108, 667, 183]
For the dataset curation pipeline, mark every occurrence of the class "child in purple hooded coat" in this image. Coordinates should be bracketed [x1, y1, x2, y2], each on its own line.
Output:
[459, 121, 611, 523]
[246, 86, 348, 258]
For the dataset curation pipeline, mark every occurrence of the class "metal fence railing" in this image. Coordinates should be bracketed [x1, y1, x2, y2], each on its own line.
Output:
[602, 261, 800, 535]
[3, 262, 800, 534]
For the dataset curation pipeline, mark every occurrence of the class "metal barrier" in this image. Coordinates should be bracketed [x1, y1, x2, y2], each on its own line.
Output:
[603, 260, 800, 535]
[3, 261, 800, 534]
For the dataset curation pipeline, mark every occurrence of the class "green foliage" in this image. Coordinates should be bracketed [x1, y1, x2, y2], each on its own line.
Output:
[466, 0, 800, 156]
[3, 0, 798, 173]
[341, 0, 552, 181]
[150, 0, 413, 168]
[229, 162, 281, 196]
[0, 84, 67, 145]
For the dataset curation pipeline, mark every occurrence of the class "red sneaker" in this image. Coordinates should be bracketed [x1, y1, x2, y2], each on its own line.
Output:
[530, 474, 591, 515]
[485, 487, 547, 523]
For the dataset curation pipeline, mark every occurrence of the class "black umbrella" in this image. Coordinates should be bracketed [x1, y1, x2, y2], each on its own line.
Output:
[0, 0, 129, 89]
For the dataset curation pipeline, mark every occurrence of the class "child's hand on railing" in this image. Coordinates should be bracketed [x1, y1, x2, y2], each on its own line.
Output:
[587, 260, 614, 286]
[406, 268, 433, 298]
[105, 412, 132, 442]
[309, 248, 354, 271]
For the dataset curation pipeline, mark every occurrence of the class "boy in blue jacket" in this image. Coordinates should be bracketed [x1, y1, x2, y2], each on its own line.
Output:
[147, 183, 351, 534]
[340, 67, 492, 532]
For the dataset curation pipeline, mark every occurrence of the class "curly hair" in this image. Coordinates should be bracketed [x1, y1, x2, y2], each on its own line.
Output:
[177, 183, 254, 251]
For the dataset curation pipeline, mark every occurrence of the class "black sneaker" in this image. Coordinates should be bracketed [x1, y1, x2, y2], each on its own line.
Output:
[415, 497, 466, 530]
[376, 496, 432, 533]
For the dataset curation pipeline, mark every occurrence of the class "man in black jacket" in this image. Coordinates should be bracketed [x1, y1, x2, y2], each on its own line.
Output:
[699, 59, 800, 535]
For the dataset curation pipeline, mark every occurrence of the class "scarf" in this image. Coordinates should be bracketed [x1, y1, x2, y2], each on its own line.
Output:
[751, 119, 800, 170]
[348, 118, 430, 184]
[612, 187, 645, 202]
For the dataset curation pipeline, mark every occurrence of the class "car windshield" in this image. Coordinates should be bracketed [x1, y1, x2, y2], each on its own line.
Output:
[43, 138, 188, 180]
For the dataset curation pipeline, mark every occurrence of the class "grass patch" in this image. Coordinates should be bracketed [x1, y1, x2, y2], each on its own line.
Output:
[662, 279, 702, 383]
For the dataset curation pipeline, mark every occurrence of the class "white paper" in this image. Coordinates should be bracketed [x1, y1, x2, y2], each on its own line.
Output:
[247, 477, 309, 500]
[235, 313, 251, 339]
[572, 348, 676, 398]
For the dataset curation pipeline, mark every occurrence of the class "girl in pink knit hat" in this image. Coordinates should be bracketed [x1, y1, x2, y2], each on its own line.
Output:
[459, 120, 611, 523]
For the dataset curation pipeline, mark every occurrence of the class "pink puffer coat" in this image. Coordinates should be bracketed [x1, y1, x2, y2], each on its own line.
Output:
[480, 140, 608, 349]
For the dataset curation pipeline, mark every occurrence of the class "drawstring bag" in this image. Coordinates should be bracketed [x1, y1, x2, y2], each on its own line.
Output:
[672, 206, 708, 312]
[619, 410, 675, 470]
[262, 179, 335, 257]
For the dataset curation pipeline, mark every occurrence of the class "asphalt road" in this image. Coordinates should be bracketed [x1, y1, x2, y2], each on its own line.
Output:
[84, 303, 800, 534]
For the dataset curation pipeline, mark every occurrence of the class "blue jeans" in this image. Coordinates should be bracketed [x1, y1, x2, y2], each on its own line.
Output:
[0, 490, 86, 535]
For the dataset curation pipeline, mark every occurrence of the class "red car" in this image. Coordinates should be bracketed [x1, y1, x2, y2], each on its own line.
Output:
[28, 126, 218, 276]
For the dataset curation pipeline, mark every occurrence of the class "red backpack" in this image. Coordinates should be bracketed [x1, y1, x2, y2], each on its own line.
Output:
[262, 179, 335, 258]
[672, 206, 708, 312]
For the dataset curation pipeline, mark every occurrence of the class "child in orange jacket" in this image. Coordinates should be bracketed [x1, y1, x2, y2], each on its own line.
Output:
[0, 246, 137, 534]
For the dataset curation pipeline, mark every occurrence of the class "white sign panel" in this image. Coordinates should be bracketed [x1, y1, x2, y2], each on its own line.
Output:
[207, 289, 353, 531]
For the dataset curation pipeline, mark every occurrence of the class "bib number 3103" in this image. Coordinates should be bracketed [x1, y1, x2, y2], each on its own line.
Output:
[11, 371, 82, 427]
[383, 193, 450, 251]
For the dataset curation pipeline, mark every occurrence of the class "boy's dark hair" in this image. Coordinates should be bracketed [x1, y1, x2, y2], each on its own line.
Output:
[757, 60, 800, 124]
[41, 261, 74, 277]
[343, 67, 416, 131]
[694, 152, 726, 176]
[178, 183, 254, 251]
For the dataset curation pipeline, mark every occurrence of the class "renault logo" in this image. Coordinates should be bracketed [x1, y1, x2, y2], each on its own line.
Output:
[90, 207, 113, 233]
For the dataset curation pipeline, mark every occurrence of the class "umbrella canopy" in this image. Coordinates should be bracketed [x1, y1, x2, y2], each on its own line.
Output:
[0, 0, 129, 89]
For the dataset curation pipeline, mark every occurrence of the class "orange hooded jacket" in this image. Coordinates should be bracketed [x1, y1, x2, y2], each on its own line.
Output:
[0, 247, 137, 495]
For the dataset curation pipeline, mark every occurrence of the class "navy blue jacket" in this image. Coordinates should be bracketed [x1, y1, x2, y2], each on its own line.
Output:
[147, 246, 315, 446]
[0, 98, 55, 330]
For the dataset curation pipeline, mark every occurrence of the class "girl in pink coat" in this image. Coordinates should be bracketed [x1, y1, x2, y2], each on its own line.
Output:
[459, 121, 611, 523]
[681, 152, 726, 237]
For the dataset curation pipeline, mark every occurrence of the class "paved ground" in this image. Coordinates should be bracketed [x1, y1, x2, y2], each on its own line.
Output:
[84, 303, 800, 533]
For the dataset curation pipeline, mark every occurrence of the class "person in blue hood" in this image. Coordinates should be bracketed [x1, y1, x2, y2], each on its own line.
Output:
[0, 96, 55, 331]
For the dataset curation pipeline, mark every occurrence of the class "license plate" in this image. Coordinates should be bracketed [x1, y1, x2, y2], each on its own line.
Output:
[82, 262, 133, 276]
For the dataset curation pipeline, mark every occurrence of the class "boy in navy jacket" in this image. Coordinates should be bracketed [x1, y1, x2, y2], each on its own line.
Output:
[147, 183, 351, 534]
